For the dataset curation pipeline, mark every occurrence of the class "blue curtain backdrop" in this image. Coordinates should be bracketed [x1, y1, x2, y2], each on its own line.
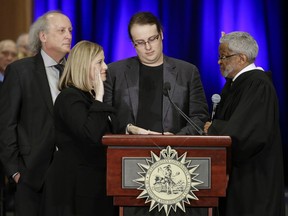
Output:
[33, 0, 287, 184]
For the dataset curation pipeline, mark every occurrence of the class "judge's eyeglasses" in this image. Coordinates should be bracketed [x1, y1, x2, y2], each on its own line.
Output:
[218, 53, 239, 61]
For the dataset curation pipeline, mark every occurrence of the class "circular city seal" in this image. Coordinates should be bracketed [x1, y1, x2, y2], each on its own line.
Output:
[134, 146, 203, 216]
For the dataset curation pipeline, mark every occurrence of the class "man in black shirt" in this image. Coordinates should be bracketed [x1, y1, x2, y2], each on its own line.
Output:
[104, 12, 208, 136]
[104, 11, 209, 216]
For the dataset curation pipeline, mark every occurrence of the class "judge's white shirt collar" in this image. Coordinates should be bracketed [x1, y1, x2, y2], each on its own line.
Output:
[233, 63, 264, 82]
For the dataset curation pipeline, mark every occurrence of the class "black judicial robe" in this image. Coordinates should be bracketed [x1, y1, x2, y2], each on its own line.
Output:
[208, 69, 285, 216]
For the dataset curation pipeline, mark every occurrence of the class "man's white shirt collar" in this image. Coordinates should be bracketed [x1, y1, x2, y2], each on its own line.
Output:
[233, 63, 264, 81]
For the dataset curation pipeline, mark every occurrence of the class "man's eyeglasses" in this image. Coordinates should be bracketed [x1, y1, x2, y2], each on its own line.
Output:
[218, 54, 238, 61]
[133, 34, 160, 48]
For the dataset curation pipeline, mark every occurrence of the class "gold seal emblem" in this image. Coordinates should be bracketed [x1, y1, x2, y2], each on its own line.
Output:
[134, 146, 203, 216]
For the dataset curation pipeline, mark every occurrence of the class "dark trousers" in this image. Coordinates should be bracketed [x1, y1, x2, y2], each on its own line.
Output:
[15, 182, 42, 216]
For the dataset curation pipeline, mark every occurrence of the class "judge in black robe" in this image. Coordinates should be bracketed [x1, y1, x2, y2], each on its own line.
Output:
[204, 31, 285, 216]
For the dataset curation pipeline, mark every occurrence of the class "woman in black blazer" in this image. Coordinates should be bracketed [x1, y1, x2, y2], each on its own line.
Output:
[41, 40, 118, 216]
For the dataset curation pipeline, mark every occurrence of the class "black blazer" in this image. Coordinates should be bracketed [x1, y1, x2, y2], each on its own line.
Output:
[0, 53, 56, 191]
[104, 55, 209, 134]
[41, 87, 117, 215]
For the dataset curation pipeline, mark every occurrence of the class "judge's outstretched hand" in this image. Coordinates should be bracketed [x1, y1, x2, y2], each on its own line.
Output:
[204, 121, 212, 134]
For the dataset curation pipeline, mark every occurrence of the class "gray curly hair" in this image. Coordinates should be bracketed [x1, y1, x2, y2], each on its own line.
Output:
[28, 10, 63, 54]
[220, 31, 259, 62]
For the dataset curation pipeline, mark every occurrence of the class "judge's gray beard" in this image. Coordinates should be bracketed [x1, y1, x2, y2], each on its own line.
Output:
[222, 65, 234, 78]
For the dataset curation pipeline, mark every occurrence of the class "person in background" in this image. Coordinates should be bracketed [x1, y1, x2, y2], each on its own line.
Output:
[0, 39, 17, 86]
[0, 10, 72, 216]
[16, 33, 33, 59]
[104, 11, 209, 216]
[0, 39, 17, 216]
[204, 31, 285, 216]
[41, 40, 118, 216]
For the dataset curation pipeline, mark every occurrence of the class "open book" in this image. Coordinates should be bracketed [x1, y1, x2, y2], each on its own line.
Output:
[126, 123, 161, 135]
[126, 124, 172, 135]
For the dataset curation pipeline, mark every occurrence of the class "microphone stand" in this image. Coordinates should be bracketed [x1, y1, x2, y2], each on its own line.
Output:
[165, 88, 206, 135]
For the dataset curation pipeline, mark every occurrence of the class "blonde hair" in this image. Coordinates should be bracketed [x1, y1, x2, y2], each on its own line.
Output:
[59, 40, 103, 92]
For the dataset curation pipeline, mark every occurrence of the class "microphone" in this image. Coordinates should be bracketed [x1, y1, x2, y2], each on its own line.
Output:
[211, 94, 221, 121]
[162, 82, 171, 97]
[163, 82, 205, 135]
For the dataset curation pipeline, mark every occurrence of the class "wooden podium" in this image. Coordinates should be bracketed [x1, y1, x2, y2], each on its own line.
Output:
[102, 135, 231, 216]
